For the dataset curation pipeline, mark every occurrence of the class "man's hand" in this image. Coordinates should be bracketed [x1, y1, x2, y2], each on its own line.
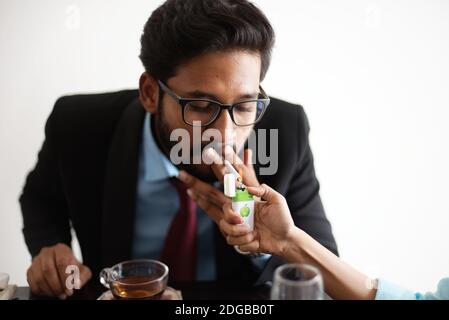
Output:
[178, 169, 230, 224]
[26, 243, 92, 299]
[178, 147, 259, 225]
[204, 146, 260, 188]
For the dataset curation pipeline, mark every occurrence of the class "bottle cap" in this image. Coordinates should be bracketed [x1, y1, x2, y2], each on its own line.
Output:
[224, 173, 236, 197]
[233, 189, 253, 202]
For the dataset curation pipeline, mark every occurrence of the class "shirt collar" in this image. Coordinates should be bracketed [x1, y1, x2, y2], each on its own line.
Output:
[142, 112, 179, 182]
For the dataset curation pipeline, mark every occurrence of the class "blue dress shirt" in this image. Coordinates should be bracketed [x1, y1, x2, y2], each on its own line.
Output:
[376, 278, 449, 300]
[132, 112, 216, 280]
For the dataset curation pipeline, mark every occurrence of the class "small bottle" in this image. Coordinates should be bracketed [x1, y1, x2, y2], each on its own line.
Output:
[232, 188, 254, 231]
[224, 173, 255, 231]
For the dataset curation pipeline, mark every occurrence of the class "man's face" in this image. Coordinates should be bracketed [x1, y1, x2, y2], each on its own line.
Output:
[152, 50, 262, 182]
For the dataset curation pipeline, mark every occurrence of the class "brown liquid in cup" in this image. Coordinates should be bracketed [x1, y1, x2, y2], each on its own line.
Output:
[110, 275, 166, 300]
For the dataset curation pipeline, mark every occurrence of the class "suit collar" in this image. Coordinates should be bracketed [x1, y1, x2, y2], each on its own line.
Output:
[101, 97, 145, 267]
[142, 112, 179, 182]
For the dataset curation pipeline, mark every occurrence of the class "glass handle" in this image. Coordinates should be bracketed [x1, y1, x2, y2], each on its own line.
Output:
[99, 268, 112, 289]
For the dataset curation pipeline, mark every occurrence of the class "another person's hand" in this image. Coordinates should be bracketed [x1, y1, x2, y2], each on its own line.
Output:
[220, 184, 296, 256]
[221, 185, 380, 301]
[26, 243, 92, 299]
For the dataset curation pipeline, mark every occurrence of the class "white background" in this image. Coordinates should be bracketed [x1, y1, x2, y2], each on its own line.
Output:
[1, 0, 448, 292]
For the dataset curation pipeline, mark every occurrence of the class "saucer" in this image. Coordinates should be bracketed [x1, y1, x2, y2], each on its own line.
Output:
[97, 286, 182, 300]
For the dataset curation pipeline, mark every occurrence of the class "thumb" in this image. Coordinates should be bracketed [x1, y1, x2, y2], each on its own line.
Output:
[247, 184, 283, 204]
[78, 264, 92, 287]
[243, 148, 254, 167]
[62, 262, 91, 296]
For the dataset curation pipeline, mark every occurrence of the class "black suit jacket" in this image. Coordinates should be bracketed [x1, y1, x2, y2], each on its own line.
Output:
[20, 90, 338, 286]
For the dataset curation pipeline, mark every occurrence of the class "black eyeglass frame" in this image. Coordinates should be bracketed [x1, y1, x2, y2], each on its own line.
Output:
[157, 80, 270, 127]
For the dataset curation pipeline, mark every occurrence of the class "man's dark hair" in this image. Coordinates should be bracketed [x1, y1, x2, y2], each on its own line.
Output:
[139, 0, 275, 82]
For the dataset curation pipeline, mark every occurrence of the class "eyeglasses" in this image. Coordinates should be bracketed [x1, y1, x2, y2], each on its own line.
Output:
[157, 80, 270, 127]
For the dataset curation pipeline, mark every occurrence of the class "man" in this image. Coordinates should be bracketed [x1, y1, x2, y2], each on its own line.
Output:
[20, 0, 337, 299]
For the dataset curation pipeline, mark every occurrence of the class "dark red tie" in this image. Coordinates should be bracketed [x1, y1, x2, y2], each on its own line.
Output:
[160, 177, 197, 282]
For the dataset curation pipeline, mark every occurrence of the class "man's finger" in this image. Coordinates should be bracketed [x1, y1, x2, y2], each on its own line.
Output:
[194, 187, 228, 209]
[41, 251, 65, 298]
[79, 264, 92, 288]
[54, 245, 78, 296]
[208, 146, 239, 182]
[224, 146, 260, 187]
[223, 145, 243, 165]
[27, 267, 42, 296]
[179, 170, 229, 206]
[33, 264, 54, 297]
[203, 147, 224, 165]
[204, 146, 244, 183]
[210, 163, 227, 183]
[243, 148, 254, 167]
[187, 189, 222, 223]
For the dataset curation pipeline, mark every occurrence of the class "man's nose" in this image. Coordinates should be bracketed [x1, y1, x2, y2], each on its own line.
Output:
[212, 109, 235, 144]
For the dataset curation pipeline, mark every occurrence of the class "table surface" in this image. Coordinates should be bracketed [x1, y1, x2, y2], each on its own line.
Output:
[13, 281, 272, 300]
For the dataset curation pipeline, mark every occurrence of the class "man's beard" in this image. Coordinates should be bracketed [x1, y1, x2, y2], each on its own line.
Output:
[151, 102, 220, 183]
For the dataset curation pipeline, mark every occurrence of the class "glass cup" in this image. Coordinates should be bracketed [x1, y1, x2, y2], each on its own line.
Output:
[100, 259, 168, 300]
[270, 263, 324, 300]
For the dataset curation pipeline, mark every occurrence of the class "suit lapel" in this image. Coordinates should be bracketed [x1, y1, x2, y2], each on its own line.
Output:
[101, 98, 145, 267]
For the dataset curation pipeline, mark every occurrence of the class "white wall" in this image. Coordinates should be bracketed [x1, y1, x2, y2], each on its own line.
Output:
[1, 0, 448, 292]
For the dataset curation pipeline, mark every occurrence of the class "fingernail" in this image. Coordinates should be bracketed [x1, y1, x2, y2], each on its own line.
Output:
[225, 145, 235, 156]
[58, 294, 67, 300]
[178, 171, 186, 181]
[245, 149, 253, 164]
[203, 148, 220, 163]
[186, 189, 194, 197]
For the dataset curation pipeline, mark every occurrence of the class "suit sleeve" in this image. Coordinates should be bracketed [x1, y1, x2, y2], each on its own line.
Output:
[285, 106, 338, 255]
[19, 98, 72, 257]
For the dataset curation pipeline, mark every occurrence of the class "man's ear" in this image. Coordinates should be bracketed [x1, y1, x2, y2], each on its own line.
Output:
[139, 72, 159, 114]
